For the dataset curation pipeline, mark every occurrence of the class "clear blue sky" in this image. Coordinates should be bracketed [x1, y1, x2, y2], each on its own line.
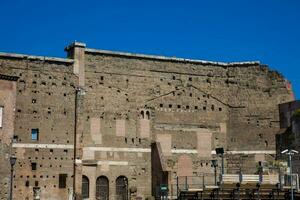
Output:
[0, 0, 299, 98]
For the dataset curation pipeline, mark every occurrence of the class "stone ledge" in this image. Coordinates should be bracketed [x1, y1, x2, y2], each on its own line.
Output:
[0, 52, 74, 64]
[85, 48, 260, 67]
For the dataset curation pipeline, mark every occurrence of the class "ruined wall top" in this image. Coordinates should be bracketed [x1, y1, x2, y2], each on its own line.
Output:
[85, 47, 260, 67]
[0, 52, 74, 64]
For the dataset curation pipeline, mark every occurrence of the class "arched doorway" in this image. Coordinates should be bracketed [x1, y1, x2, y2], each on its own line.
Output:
[96, 176, 109, 200]
[82, 175, 89, 199]
[116, 176, 128, 200]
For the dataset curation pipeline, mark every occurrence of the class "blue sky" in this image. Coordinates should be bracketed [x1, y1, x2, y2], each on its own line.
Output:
[0, 0, 299, 98]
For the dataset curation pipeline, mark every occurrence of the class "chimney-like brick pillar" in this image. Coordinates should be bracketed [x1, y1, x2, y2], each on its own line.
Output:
[65, 42, 86, 87]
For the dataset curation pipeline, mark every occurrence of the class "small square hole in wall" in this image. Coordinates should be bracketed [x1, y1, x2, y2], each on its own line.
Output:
[169, 104, 172, 108]
[31, 162, 37, 170]
[177, 105, 181, 109]
[13, 135, 18, 142]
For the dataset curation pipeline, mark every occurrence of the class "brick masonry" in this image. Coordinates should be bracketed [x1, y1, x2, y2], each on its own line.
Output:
[0, 42, 295, 200]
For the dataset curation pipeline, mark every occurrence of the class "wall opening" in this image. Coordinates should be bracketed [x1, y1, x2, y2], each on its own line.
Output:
[31, 162, 37, 170]
[146, 111, 150, 119]
[82, 175, 89, 199]
[31, 128, 39, 141]
[59, 174, 67, 188]
[96, 176, 109, 200]
[116, 176, 128, 200]
[140, 111, 144, 119]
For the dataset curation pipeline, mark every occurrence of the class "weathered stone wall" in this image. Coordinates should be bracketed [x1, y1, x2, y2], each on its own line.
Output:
[0, 42, 295, 200]
[78, 46, 293, 198]
[0, 77, 17, 200]
[0, 55, 77, 200]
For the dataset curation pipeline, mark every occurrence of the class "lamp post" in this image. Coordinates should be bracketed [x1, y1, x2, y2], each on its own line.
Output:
[281, 149, 298, 200]
[9, 155, 17, 200]
[211, 160, 218, 186]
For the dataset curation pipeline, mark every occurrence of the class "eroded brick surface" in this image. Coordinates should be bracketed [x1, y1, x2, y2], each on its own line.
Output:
[0, 42, 294, 199]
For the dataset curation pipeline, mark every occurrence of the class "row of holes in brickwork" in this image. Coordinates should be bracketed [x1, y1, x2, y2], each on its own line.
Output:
[14, 174, 70, 189]
[27, 162, 66, 170]
[13, 134, 70, 143]
[87, 74, 215, 83]
[30, 89, 68, 97]
[13, 137, 70, 143]
[17, 108, 68, 116]
[18, 87, 70, 97]
[172, 91, 212, 98]
[124, 137, 142, 144]
[18, 80, 74, 91]
[17, 160, 71, 168]
[18, 73, 69, 80]
[231, 137, 269, 147]
[159, 103, 222, 111]
[247, 119, 273, 127]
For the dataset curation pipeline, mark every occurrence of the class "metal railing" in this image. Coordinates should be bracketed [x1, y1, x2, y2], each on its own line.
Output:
[169, 173, 300, 199]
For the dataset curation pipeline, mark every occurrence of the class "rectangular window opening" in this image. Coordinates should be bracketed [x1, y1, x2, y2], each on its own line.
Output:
[59, 174, 67, 188]
[31, 128, 39, 141]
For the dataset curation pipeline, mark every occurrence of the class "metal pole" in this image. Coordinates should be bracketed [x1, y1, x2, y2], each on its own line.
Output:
[221, 155, 224, 175]
[214, 166, 217, 186]
[10, 165, 13, 200]
[185, 176, 188, 191]
[281, 149, 298, 200]
[289, 152, 293, 200]
[176, 176, 179, 198]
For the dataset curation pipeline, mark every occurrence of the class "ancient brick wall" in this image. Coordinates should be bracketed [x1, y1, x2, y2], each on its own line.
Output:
[0, 42, 295, 200]
[77, 45, 293, 198]
[0, 55, 77, 200]
[0, 76, 17, 200]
